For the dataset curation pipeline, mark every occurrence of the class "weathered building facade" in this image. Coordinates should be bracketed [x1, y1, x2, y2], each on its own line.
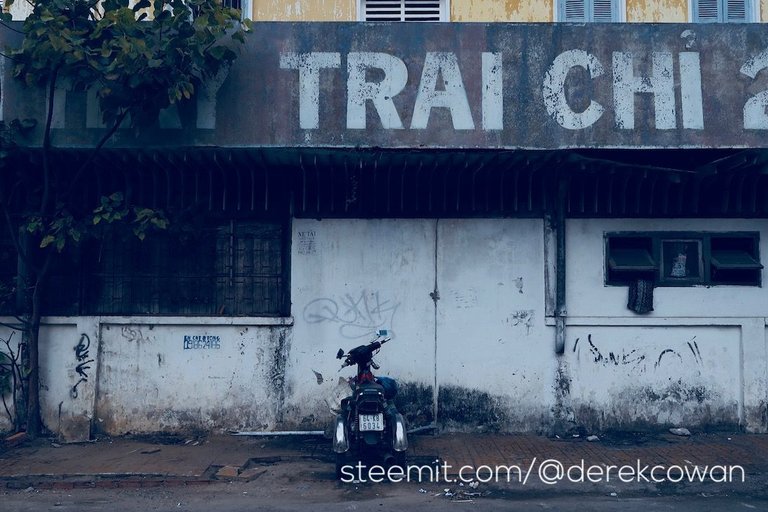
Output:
[1, 2, 767, 441]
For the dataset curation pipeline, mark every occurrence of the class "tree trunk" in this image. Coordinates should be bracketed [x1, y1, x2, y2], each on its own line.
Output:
[19, 236, 49, 438]
[25, 281, 42, 437]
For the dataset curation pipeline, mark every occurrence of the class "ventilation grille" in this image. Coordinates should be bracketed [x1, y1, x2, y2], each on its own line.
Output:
[363, 0, 444, 21]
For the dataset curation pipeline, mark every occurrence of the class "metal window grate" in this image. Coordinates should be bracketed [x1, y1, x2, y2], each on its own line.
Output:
[363, 0, 444, 21]
[81, 221, 285, 316]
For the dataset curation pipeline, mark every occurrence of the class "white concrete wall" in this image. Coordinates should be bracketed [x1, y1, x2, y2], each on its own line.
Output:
[436, 219, 554, 432]
[93, 319, 291, 435]
[563, 219, 768, 432]
[3, 216, 766, 439]
[287, 218, 554, 432]
[287, 219, 438, 428]
[567, 219, 768, 318]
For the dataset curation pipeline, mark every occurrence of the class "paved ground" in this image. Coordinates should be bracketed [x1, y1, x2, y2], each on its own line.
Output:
[0, 430, 767, 497]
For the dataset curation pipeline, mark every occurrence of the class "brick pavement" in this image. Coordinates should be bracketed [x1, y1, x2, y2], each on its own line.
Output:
[0, 431, 766, 490]
[410, 432, 768, 474]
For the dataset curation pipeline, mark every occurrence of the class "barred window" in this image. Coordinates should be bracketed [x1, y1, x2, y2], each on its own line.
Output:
[79, 220, 288, 316]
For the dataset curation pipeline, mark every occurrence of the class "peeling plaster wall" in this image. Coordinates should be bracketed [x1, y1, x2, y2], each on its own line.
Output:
[625, 0, 688, 22]
[566, 326, 741, 430]
[93, 322, 291, 436]
[451, 0, 553, 22]
[251, 0, 354, 20]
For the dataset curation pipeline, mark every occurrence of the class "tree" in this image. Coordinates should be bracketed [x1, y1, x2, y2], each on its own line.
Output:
[0, 0, 250, 437]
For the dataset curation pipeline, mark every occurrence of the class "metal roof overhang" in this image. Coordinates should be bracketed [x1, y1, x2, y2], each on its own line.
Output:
[4, 146, 767, 218]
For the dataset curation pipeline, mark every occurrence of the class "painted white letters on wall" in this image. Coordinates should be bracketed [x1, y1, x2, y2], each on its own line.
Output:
[613, 52, 676, 130]
[411, 52, 475, 130]
[346, 52, 408, 130]
[280, 52, 342, 130]
[543, 49, 606, 130]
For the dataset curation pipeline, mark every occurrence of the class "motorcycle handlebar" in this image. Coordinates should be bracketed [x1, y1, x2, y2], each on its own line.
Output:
[337, 336, 392, 368]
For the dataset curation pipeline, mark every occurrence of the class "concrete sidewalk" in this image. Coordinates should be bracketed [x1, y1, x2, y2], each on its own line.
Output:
[1, 430, 767, 494]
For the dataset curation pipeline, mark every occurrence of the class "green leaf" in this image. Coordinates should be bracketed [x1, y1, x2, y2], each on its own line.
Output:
[40, 235, 55, 248]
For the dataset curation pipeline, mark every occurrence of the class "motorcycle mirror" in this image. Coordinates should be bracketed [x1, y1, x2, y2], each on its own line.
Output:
[336, 348, 344, 359]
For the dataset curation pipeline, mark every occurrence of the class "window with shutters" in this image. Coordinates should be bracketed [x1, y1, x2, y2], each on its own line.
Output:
[558, 0, 622, 21]
[360, 0, 448, 21]
[693, 0, 754, 22]
[605, 232, 762, 287]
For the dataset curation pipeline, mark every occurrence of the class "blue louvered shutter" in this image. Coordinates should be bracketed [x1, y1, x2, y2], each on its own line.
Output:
[725, 0, 749, 21]
[694, 0, 720, 21]
[593, 0, 617, 21]
[694, 0, 751, 22]
[561, 0, 587, 21]
[560, 0, 619, 22]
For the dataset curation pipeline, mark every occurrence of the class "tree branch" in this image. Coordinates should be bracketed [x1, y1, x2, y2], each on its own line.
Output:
[65, 108, 129, 196]
[40, 67, 60, 220]
[0, 22, 24, 35]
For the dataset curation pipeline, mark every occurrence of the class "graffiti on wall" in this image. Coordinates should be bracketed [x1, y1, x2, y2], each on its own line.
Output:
[505, 310, 535, 335]
[70, 333, 94, 399]
[573, 334, 703, 374]
[303, 290, 400, 339]
[121, 326, 152, 344]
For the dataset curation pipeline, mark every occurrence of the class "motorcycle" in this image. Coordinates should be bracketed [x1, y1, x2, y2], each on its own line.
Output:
[332, 331, 408, 479]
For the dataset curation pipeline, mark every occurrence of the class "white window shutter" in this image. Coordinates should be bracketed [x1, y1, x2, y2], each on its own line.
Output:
[363, 0, 444, 21]
[403, 0, 443, 20]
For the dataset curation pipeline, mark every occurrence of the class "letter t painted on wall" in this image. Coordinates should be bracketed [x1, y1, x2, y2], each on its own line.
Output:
[280, 52, 342, 130]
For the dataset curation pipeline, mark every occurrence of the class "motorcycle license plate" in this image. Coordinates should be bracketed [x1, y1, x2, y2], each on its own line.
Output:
[359, 413, 384, 431]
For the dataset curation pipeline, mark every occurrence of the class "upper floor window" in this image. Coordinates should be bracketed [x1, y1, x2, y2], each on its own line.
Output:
[219, 0, 251, 20]
[558, 0, 622, 21]
[360, 0, 447, 21]
[693, 0, 754, 22]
